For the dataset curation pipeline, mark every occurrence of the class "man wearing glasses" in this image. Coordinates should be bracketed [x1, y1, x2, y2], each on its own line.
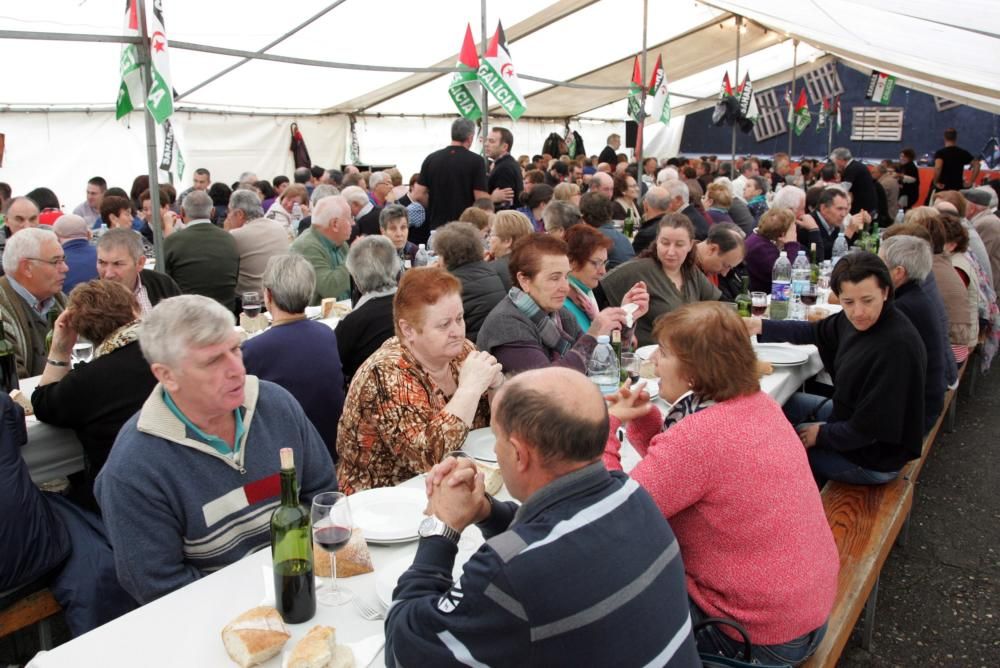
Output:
[0, 227, 68, 376]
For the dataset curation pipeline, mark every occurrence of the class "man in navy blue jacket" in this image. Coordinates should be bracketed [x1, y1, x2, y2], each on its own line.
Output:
[385, 367, 699, 667]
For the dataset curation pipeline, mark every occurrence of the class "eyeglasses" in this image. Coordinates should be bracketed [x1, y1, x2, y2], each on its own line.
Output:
[26, 256, 67, 267]
[587, 258, 609, 270]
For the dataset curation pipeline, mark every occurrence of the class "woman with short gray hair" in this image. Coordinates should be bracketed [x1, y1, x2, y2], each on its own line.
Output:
[336, 236, 400, 383]
[243, 254, 345, 463]
[432, 222, 505, 342]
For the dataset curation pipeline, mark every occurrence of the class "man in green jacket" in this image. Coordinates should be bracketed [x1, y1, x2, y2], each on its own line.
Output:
[290, 195, 352, 304]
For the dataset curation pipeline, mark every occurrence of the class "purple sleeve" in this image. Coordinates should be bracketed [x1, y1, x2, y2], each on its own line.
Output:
[491, 335, 597, 375]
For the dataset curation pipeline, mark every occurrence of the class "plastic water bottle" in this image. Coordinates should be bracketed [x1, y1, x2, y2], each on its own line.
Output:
[791, 251, 811, 320]
[413, 244, 430, 268]
[770, 253, 792, 321]
[291, 202, 303, 222]
[895, 209, 905, 226]
[587, 335, 620, 396]
[832, 235, 848, 266]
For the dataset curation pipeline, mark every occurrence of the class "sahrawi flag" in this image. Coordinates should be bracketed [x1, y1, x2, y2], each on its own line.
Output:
[146, 0, 174, 124]
[627, 57, 644, 122]
[738, 73, 759, 121]
[115, 0, 143, 120]
[647, 54, 670, 125]
[834, 95, 842, 133]
[448, 24, 482, 121]
[478, 22, 526, 120]
[816, 98, 830, 132]
[793, 88, 812, 136]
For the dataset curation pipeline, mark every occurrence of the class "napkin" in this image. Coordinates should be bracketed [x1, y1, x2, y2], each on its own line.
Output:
[622, 302, 639, 328]
[279, 634, 385, 668]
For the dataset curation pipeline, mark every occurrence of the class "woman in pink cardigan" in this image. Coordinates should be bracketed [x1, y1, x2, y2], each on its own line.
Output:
[604, 302, 839, 666]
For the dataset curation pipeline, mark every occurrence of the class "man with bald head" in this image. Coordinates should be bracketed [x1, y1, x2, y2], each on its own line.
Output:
[0, 227, 68, 376]
[386, 367, 698, 667]
[53, 214, 98, 293]
[290, 195, 352, 303]
[591, 170, 615, 199]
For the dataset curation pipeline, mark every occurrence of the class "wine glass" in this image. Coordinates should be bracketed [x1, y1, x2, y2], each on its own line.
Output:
[620, 352, 639, 385]
[751, 292, 768, 318]
[242, 292, 262, 319]
[71, 340, 94, 365]
[311, 492, 354, 606]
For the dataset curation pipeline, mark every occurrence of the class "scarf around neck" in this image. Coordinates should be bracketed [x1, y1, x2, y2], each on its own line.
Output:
[662, 390, 715, 431]
[95, 320, 141, 359]
[507, 287, 576, 356]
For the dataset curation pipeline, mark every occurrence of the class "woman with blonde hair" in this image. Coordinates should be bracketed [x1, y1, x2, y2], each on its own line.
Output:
[702, 182, 735, 226]
[553, 182, 581, 206]
[488, 210, 535, 291]
[743, 208, 801, 292]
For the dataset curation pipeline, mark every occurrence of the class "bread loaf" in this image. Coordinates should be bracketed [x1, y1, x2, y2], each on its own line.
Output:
[222, 606, 290, 667]
[10, 389, 32, 416]
[285, 625, 357, 668]
[313, 529, 374, 578]
[475, 462, 504, 496]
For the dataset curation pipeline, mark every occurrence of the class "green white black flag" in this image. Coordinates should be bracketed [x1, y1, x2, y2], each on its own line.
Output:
[146, 0, 174, 124]
[448, 24, 483, 121]
[477, 22, 527, 120]
[116, 0, 143, 120]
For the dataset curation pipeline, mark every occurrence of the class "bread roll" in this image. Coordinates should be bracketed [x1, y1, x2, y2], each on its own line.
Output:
[313, 529, 374, 578]
[322, 299, 351, 319]
[10, 389, 32, 416]
[222, 606, 290, 667]
[287, 625, 336, 668]
[475, 462, 504, 496]
[755, 360, 774, 377]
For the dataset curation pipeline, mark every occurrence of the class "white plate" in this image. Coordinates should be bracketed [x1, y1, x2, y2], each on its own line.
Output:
[349, 487, 427, 543]
[754, 344, 810, 366]
[461, 428, 497, 462]
[375, 549, 477, 608]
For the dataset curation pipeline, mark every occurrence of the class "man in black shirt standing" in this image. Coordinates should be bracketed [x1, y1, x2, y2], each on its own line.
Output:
[598, 133, 621, 166]
[933, 128, 981, 193]
[831, 147, 878, 218]
[412, 118, 488, 245]
[485, 127, 523, 210]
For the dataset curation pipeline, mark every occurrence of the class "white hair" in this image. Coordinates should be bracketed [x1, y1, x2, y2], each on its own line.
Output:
[138, 295, 235, 368]
[340, 185, 369, 208]
[2, 227, 57, 275]
[661, 179, 690, 206]
[368, 171, 390, 188]
[713, 176, 739, 200]
[312, 195, 350, 229]
[262, 254, 315, 314]
[310, 184, 339, 207]
[656, 167, 679, 185]
[771, 185, 806, 213]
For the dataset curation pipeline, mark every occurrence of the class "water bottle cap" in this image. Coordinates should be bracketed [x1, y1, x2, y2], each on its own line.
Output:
[418, 244, 425, 250]
[596, 335, 610, 344]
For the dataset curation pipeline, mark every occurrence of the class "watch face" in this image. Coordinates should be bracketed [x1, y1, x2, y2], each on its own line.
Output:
[418, 516, 438, 537]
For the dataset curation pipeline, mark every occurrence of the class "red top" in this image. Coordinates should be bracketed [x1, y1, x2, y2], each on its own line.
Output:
[604, 391, 839, 645]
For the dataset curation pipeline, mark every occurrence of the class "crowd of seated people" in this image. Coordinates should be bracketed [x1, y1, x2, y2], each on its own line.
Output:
[2, 122, 999, 665]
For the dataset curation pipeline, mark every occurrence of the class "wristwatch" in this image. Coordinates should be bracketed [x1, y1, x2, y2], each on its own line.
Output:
[418, 515, 461, 544]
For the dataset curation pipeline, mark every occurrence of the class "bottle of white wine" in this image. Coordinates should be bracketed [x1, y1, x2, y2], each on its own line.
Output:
[270, 448, 315, 624]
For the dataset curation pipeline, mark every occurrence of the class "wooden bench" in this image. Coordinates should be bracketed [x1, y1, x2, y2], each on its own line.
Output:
[0, 588, 61, 649]
[803, 365, 965, 667]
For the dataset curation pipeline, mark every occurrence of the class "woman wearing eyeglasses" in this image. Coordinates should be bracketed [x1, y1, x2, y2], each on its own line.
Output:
[564, 224, 616, 332]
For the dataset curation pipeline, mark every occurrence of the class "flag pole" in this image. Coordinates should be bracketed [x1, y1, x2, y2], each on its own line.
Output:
[480, 0, 489, 172]
[731, 16, 742, 171]
[827, 100, 834, 157]
[788, 39, 798, 157]
[136, 0, 165, 272]
[634, 0, 648, 181]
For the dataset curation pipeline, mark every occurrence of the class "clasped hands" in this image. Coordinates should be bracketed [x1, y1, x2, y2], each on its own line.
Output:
[424, 457, 492, 533]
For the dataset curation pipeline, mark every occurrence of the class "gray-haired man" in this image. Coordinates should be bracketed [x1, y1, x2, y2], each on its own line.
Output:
[226, 189, 290, 296]
[164, 190, 240, 310]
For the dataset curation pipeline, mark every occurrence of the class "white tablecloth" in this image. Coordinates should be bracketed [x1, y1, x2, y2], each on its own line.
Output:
[18, 376, 83, 485]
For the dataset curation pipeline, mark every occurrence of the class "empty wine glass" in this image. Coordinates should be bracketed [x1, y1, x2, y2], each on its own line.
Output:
[71, 340, 94, 365]
[311, 492, 353, 606]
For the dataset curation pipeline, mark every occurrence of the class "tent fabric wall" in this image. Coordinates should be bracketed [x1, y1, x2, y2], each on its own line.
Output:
[0, 112, 347, 209]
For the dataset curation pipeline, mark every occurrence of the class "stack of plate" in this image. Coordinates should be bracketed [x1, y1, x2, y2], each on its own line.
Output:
[348, 487, 426, 544]
[753, 343, 810, 366]
[461, 428, 497, 463]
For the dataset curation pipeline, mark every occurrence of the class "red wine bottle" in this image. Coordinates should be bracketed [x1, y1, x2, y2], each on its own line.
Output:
[0, 319, 19, 394]
[270, 448, 315, 624]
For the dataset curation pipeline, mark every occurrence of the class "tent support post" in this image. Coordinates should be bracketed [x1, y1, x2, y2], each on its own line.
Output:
[788, 39, 798, 156]
[136, 0, 165, 272]
[634, 0, 648, 175]
[731, 16, 742, 170]
[480, 0, 489, 168]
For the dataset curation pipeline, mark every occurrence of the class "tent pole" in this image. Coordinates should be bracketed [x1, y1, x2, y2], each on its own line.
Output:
[788, 39, 798, 156]
[634, 0, 648, 178]
[480, 0, 489, 171]
[136, 0, 165, 272]
[731, 16, 742, 172]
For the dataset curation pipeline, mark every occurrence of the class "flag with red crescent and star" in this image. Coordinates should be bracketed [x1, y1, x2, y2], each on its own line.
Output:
[146, 0, 174, 123]
[627, 56, 644, 123]
[477, 21, 526, 120]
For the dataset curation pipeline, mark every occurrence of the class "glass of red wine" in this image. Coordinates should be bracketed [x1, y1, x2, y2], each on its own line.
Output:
[751, 292, 768, 318]
[242, 291, 262, 319]
[800, 286, 818, 306]
[311, 491, 353, 606]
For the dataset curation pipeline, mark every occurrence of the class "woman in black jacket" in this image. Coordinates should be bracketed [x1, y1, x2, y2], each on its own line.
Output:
[432, 221, 506, 344]
[33, 280, 157, 510]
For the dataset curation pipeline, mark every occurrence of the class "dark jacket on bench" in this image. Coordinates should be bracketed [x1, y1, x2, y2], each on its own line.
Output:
[762, 303, 926, 472]
[892, 279, 948, 432]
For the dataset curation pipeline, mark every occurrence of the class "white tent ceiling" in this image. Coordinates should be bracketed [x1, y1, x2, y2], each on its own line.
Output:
[3, 0, 995, 118]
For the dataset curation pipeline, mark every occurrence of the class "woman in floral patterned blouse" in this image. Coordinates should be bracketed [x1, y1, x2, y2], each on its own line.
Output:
[336, 267, 503, 494]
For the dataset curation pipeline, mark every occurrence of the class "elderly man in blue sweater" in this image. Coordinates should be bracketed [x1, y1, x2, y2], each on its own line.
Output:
[95, 295, 337, 605]
[386, 367, 699, 667]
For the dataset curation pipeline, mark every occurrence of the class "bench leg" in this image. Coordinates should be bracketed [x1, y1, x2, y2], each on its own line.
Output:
[967, 355, 979, 398]
[945, 392, 958, 433]
[38, 618, 53, 650]
[862, 577, 879, 651]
